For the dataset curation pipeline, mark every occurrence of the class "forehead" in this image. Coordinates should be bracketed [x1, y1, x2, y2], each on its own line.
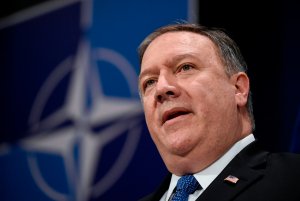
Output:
[140, 31, 221, 72]
[140, 31, 222, 75]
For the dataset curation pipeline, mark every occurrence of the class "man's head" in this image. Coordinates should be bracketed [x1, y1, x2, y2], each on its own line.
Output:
[138, 23, 254, 175]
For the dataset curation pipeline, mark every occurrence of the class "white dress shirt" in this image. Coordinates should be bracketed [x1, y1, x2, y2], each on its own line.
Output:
[160, 134, 255, 201]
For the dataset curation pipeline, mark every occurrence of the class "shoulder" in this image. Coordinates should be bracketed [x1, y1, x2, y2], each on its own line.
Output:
[269, 151, 300, 159]
[244, 139, 300, 167]
[267, 152, 300, 169]
[235, 140, 300, 176]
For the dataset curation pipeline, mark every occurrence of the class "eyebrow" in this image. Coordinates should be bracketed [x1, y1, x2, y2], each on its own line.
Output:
[165, 53, 198, 67]
[139, 68, 155, 83]
[139, 53, 199, 82]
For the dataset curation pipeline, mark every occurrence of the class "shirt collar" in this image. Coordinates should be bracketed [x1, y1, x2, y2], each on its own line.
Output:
[165, 134, 255, 200]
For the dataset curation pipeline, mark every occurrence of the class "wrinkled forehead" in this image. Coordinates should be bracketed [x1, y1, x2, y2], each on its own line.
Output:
[140, 31, 222, 71]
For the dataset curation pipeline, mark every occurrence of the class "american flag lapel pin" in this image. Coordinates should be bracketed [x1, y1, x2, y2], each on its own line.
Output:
[224, 175, 239, 184]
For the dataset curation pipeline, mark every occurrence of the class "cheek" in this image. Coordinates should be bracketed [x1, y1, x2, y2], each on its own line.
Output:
[144, 109, 154, 130]
[142, 99, 159, 133]
[143, 98, 155, 120]
[190, 79, 236, 126]
[195, 77, 234, 105]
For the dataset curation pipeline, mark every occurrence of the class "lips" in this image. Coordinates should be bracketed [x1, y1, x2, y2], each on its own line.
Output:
[162, 108, 191, 125]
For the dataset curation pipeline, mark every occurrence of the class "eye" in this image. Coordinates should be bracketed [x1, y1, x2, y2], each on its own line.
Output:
[143, 79, 156, 90]
[179, 64, 194, 72]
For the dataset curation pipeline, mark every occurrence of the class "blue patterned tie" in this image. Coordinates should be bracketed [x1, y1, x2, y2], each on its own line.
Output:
[171, 175, 200, 201]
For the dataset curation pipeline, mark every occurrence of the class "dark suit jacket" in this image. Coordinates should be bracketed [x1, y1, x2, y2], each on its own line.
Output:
[139, 141, 300, 201]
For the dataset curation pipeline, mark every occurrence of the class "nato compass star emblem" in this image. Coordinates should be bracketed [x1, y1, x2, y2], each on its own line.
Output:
[19, 39, 144, 201]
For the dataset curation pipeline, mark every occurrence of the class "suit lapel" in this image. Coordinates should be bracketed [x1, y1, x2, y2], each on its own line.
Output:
[196, 141, 269, 201]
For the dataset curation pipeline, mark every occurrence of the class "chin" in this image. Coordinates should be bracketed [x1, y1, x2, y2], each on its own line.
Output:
[166, 138, 194, 157]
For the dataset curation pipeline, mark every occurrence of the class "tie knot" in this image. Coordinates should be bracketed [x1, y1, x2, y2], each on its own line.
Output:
[176, 175, 199, 194]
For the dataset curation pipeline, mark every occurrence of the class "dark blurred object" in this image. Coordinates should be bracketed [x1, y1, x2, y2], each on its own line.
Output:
[199, 0, 300, 153]
[0, 0, 50, 19]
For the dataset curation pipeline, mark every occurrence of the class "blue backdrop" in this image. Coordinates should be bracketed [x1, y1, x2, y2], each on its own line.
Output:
[0, 0, 197, 200]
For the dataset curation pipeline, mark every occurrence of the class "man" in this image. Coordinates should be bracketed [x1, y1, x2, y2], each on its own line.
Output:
[137, 23, 300, 201]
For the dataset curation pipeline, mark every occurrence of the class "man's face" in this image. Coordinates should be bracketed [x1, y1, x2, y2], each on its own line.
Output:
[139, 31, 246, 174]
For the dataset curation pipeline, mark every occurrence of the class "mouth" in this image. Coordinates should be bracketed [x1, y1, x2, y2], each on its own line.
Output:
[162, 108, 191, 125]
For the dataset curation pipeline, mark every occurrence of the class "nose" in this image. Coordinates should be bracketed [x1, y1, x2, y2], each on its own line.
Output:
[155, 74, 180, 103]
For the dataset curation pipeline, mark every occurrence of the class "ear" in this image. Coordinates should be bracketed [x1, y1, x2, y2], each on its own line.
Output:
[231, 72, 250, 107]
